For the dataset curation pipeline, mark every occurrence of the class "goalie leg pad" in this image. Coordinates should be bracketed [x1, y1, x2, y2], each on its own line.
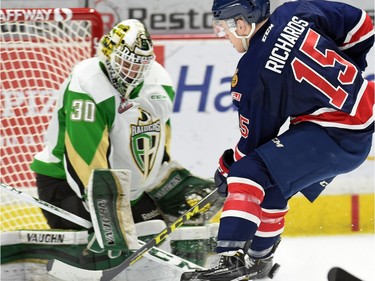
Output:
[135, 220, 172, 252]
[87, 169, 139, 251]
[170, 223, 219, 267]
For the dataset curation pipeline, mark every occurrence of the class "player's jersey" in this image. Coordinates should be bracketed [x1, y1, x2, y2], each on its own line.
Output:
[31, 58, 175, 201]
[231, 0, 374, 160]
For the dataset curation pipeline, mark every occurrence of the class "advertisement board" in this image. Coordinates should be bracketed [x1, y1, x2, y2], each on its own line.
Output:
[3, 0, 373, 35]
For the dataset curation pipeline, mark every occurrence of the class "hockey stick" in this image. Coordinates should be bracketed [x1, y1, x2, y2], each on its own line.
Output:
[49, 188, 220, 281]
[1, 182, 92, 228]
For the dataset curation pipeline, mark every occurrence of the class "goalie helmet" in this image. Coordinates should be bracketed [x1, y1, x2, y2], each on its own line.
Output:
[97, 19, 155, 97]
[212, 0, 270, 24]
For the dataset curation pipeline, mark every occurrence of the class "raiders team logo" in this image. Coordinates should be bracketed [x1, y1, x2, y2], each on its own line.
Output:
[130, 109, 161, 177]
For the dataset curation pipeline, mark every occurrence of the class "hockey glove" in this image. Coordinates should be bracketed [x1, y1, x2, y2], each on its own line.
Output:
[214, 149, 234, 197]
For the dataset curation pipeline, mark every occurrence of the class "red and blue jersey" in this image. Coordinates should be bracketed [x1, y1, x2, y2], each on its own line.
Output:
[231, 0, 374, 160]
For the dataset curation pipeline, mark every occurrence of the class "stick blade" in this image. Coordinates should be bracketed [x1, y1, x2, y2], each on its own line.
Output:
[328, 267, 362, 281]
[47, 259, 103, 281]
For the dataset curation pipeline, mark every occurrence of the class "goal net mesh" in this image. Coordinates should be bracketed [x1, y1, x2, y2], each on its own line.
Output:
[0, 8, 103, 232]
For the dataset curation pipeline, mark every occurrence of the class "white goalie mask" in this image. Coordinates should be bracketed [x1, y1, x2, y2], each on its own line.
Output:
[97, 19, 155, 97]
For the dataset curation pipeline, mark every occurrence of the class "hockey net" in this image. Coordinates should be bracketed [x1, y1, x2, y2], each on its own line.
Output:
[0, 8, 103, 232]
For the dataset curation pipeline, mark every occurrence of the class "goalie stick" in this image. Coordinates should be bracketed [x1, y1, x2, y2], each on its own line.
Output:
[48, 187, 220, 281]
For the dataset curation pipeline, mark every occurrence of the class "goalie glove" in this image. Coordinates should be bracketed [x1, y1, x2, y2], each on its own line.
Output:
[214, 149, 234, 197]
[145, 161, 224, 225]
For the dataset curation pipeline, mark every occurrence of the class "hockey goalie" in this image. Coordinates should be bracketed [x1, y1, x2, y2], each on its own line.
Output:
[1, 19, 223, 281]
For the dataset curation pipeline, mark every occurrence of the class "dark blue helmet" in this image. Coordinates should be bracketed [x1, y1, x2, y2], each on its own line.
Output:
[212, 0, 270, 24]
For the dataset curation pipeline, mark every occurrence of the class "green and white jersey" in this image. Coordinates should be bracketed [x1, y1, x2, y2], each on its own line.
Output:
[31, 57, 175, 201]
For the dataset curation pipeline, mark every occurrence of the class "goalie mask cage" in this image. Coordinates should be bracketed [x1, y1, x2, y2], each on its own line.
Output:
[0, 8, 103, 232]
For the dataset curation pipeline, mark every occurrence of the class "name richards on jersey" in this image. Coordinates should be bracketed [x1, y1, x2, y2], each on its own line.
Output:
[265, 16, 308, 74]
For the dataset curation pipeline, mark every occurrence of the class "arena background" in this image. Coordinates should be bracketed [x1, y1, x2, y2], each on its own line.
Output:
[2, 0, 374, 236]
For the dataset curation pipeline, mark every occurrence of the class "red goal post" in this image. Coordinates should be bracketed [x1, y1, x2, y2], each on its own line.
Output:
[0, 8, 103, 231]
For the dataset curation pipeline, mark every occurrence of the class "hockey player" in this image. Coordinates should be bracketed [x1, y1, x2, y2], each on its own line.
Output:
[30, 19, 219, 261]
[181, 0, 374, 280]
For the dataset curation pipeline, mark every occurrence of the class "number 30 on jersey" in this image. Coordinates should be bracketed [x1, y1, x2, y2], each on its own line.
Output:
[70, 99, 96, 122]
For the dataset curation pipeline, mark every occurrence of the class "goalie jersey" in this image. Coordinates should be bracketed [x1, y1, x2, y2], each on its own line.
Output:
[31, 58, 175, 201]
[230, 1, 374, 199]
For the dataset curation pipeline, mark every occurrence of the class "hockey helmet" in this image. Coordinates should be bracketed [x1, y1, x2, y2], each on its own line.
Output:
[97, 19, 155, 96]
[212, 0, 270, 24]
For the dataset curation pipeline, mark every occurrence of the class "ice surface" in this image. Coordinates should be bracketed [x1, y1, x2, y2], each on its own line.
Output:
[272, 234, 375, 281]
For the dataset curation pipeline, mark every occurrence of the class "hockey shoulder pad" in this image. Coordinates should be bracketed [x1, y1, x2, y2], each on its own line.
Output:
[87, 169, 139, 251]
